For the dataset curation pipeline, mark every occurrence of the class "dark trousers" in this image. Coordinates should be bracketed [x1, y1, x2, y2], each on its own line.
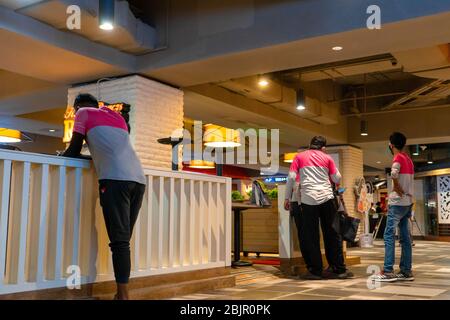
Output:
[300, 199, 346, 276]
[99, 179, 146, 284]
[290, 202, 309, 261]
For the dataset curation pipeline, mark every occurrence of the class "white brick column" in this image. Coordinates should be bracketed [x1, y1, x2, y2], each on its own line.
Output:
[328, 145, 365, 240]
[68, 75, 184, 170]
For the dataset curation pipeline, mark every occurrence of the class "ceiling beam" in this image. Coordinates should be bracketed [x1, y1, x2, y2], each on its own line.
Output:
[0, 86, 68, 116]
[0, 5, 135, 82]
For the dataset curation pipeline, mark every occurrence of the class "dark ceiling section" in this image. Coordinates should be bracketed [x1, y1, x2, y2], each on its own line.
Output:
[126, 0, 168, 47]
[412, 142, 450, 168]
[273, 52, 449, 116]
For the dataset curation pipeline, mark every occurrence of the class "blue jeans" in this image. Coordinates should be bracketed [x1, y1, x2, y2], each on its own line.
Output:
[383, 205, 413, 273]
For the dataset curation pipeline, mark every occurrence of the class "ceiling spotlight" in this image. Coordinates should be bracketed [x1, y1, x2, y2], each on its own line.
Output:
[332, 46, 343, 51]
[376, 161, 381, 164]
[258, 75, 269, 87]
[360, 120, 368, 136]
[296, 89, 306, 110]
[49, 129, 56, 133]
[99, 0, 115, 30]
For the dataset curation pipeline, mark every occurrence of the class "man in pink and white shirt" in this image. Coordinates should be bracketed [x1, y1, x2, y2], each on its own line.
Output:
[288, 136, 351, 279]
[62, 93, 145, 299]
[374, 132, 415, 282]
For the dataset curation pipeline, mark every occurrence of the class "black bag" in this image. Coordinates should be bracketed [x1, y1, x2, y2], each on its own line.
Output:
[331, 189, 360, 243]
[250, 180, 272, 207]
[335, 213, 361, 243]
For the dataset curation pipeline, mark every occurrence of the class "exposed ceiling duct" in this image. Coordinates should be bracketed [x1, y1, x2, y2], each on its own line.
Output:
[284, 54, 401, 83]
[382, 78, 450, 110]
[0, 0, 156, 54]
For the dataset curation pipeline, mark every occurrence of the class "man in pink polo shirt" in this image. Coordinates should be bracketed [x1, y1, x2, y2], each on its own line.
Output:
[288, 136, 352, 280]
[62, 93, 146, 299]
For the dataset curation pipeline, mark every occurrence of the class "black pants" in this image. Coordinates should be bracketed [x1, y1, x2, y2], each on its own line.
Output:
[300, 199, 346, 276]
[99, 179, 146, 284]
[290, 202, 309, 261]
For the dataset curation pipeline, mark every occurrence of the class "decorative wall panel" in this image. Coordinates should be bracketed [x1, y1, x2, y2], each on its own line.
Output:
[437, 175, 450, 224]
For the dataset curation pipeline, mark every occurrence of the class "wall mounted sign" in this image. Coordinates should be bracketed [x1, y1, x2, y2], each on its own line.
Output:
[437, 175, 450, 224]
[63, 101, 131, 143]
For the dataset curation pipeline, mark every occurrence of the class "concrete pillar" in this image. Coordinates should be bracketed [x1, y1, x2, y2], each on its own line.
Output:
[67, 75, 184, 170]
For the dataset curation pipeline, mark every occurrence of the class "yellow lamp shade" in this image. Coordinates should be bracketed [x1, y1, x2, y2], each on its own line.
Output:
[188, 160, 216, 169]
[203, 124, 241, 148]
[0, 128, 22, 143]
[283, 152, 297, 163]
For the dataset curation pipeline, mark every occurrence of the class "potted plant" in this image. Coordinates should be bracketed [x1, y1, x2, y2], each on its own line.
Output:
[232, 190, 245, 202]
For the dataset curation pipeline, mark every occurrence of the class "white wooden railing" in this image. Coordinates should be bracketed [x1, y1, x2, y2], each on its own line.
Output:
[0, 149, 231, 295]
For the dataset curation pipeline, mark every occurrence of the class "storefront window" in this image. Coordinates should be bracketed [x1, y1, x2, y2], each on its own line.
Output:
[423, 176, 438, 236]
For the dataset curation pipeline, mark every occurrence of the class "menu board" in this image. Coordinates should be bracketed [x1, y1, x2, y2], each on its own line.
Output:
[63, 102, 130, 143]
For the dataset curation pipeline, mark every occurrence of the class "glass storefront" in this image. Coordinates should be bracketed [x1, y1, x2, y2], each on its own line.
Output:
[422, 176, 439, 236]
[415, 169, 450, 238]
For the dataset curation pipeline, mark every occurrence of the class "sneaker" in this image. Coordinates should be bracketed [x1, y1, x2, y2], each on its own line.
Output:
[395, 271, 414, 281]
[372, 272, 397, 282]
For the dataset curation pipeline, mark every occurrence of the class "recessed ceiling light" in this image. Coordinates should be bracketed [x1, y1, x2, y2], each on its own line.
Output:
[49, 129, 56, 132]
[332, 46, 343, 51]
[258, 79, 269, 87]
[376, 161, 381, 164]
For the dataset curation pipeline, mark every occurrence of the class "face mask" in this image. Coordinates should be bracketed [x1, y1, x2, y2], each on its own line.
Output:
[388, 144, 394, 155]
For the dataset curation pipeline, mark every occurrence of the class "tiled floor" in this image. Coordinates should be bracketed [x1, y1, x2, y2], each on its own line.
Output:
[170, 240, 450, 300]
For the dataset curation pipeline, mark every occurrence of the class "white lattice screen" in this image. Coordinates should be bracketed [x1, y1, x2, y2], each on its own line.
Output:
[437, 175, 450, 224]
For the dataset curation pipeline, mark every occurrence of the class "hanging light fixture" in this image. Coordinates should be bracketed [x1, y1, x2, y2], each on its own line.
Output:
[0, 128, 22, 143]
[283, 152, 297, 163]
[360, 120, 368, 136]
[187, 160, 215, 169]
[427, 151, 434, 164]
[203, 124, 241, 148]
[412, 144, 420, 156]
[360, 74, 369, 136]
[296, 89, 306, 110]
[99, 0, 115, 30]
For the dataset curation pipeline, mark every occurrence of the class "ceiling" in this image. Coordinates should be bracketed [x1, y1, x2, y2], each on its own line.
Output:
[0, 1, 450, 174]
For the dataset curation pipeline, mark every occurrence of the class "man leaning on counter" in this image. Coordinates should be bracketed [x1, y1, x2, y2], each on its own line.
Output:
[61, 93, 146, 300]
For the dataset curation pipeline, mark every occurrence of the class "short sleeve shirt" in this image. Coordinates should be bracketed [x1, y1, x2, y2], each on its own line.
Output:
[73, 107, 146, 185]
